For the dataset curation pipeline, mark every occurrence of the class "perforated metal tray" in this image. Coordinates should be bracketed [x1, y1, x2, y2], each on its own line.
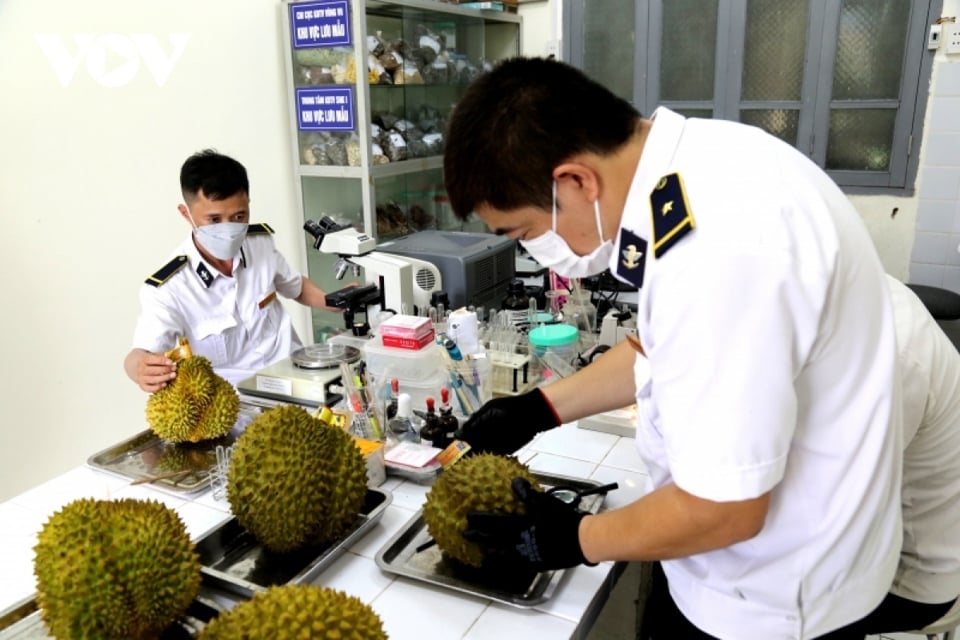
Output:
[374, 472, 607, 608]
[194, 488, 392, 599]
[0, 595, 222, 639]
[85, 402, 263, 495]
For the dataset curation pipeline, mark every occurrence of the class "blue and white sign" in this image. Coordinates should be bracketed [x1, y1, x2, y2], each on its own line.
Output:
[296, 86, 355, 131]
[290, 0, 351, 49]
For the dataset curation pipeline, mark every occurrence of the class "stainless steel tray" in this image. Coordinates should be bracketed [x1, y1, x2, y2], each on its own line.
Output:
[195, 488, 392, 599]
[0, 594, 222, 639]
[85, 402, 262, 495]
[374, 472, 607, 608]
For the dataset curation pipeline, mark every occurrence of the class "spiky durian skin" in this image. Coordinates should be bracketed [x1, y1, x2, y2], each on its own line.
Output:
[422, 453, 541, 568]
[227, 405, 368, 552]
[146, 356, 239, 443]
[33, 498, 201, 640]
[199, 584, 386, 640]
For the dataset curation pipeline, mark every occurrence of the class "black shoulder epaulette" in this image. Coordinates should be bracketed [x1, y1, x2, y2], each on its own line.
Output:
[145, 255, 188, 287]
[650, 173, 695, 259]
[247, 223, 274, 235]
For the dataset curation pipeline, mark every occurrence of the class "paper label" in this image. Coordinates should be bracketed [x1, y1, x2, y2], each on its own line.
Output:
[255, 375, 293, 396]
[384, 441, 440, 468]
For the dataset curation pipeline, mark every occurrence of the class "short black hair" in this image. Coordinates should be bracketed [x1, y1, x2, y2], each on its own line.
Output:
[444, 57, 640, 220]
[180, 149, 249, 203]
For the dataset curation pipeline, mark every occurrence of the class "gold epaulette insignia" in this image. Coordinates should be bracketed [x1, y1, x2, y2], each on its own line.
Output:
[247, 223, 274, 235]
[650, 173, 695, 259]
[145, 255, 188, 287]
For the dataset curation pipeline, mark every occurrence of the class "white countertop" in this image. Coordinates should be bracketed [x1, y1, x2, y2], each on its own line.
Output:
[0, 424, 649, 640]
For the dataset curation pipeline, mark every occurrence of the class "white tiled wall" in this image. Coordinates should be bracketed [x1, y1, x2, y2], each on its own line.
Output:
[910, 60, 960, 290]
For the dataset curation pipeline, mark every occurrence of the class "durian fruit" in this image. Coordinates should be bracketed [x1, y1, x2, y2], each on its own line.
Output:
[198, 584, 386, 640]
[227, 404, 368, 552]
[422, 453, 542, 568]
[146, 355, 239, 443]
[33, 498, 201, 640]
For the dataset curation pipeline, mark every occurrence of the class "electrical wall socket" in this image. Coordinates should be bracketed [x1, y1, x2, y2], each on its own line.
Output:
[544, 39, 560, 59]
[947, 24, 960, 54]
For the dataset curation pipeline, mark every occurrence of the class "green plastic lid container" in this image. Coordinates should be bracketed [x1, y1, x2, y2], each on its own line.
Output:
[528, 323, 579, 347]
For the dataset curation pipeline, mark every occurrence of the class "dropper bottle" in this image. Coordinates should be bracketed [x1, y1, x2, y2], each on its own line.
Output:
[419, 397, 443, 447]
[386, 378, 400, 420]
[387, 393, 420, 443]
[435, 388, 459, 449]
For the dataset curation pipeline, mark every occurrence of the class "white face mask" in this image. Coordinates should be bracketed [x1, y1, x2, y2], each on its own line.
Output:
[187, 207, 248, 260]
[520, 181, 613, 278]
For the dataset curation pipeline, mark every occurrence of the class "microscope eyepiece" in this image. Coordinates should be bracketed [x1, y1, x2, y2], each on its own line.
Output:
[303, 219, 324, 240]
[304, 217, 351, 249]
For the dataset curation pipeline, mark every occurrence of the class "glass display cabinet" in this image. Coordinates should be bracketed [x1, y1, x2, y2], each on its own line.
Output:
[280, 0, 521, 339]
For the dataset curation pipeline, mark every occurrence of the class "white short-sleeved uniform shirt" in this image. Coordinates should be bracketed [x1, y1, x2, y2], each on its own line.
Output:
[132, 226, 304, 386]
[614, 108, 903, 639]
[886, 275, 960, 605]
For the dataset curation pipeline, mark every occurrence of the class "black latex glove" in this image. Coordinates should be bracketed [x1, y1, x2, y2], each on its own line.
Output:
[456, 389, 560, 455]
[463, 477, 593, 571]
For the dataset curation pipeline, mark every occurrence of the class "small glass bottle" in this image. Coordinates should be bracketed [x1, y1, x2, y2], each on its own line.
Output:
[385, 378, 400, 420]
[387, 393, 421, 443]
[419, 397, 443, 447]
[501, 279, 530, 328]
[435, 388, 459, 449]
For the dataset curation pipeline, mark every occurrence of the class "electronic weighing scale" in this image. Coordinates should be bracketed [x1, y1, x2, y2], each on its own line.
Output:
[235, 343, 360, 407]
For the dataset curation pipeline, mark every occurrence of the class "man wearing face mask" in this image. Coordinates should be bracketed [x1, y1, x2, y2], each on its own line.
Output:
[124, 149, 343, 391]
[446, 58, 902, 639]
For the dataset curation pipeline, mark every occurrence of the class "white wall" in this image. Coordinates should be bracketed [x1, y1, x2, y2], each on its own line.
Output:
[905, 0, 960, 287]
[0, 0, 309, 502]
[858, 0, 960, 283]
[0, 0, 953, 502]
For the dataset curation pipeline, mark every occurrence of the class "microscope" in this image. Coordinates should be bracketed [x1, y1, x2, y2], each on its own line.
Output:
[304, 216, 419, 333]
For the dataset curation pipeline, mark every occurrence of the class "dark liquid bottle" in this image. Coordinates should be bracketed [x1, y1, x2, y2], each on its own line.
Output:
[501, 279, 530, 327]
[385, 378, 400, 420]
[419, 397, 444, 447]
[435, 387, 459, 450]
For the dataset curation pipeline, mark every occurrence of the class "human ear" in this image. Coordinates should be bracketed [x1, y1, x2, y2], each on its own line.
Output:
[552, 162, 600, 204]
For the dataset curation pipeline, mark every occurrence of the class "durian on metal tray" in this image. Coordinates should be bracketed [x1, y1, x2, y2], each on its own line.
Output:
[0, 594, 223, 639]
[85, 400, 264, 495]
[193, 488, 392, 599]
[374, 472, 608, 609]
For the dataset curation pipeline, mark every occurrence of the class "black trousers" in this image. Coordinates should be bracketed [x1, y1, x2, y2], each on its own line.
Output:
[639, 562, 955, 639]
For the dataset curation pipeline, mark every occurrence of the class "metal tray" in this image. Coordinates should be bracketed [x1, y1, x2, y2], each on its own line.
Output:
[0, 595, 222, 639]
[85, 402, 263, 495]
[194, 488, 392, 599]
[374, 472, 607, 608]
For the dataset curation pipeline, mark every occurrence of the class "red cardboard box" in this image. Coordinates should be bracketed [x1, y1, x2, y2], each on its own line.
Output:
[381, 330, 436, 350]
[379, 314, 434, 340]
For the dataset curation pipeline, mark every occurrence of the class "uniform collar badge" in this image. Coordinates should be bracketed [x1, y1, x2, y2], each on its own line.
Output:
[196, 262, 214, 288]
[615, 229, 647, 289]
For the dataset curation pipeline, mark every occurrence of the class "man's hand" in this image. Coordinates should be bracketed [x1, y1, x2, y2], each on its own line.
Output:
[127, 350, 176, 392]
[456, 389, 561, 455]
[464, 478, 592, 571]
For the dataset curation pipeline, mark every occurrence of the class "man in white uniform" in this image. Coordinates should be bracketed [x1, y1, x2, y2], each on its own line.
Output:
[124, 150, 342, 390]
[447, 58, 902, 639]
[851, 275, 960, 634]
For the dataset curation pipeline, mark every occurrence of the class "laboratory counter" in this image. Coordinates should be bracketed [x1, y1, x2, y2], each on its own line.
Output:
[0, 423, 649, 640]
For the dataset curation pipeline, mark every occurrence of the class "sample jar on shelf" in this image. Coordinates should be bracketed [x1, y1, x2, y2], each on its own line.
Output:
[528, 323, 580, 380]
